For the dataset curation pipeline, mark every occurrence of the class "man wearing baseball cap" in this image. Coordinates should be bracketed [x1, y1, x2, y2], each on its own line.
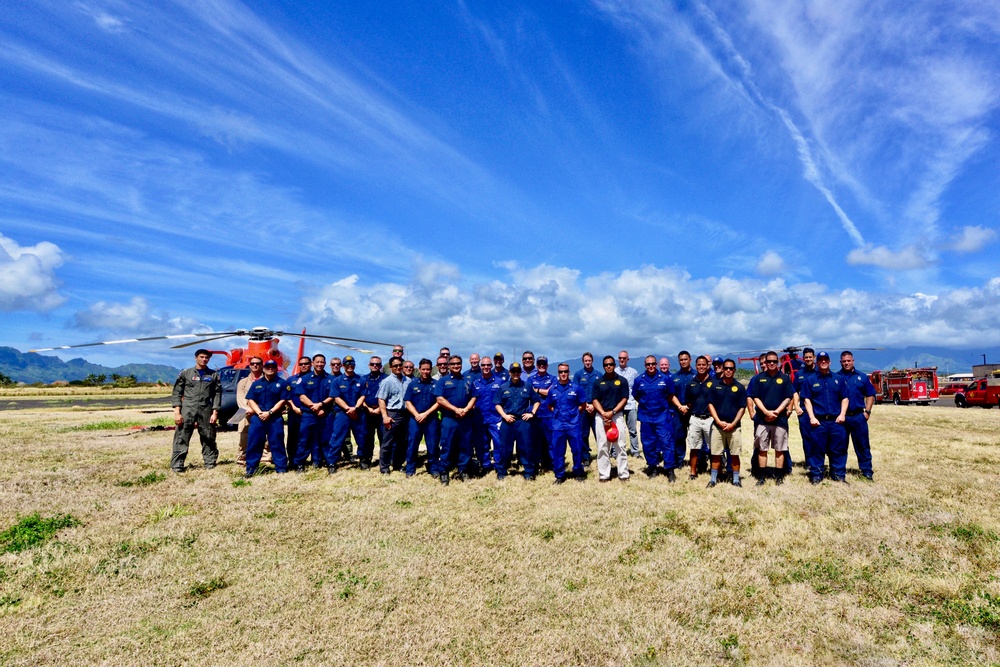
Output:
[590, 355, 630, 482]
[800, 352, 849, 483]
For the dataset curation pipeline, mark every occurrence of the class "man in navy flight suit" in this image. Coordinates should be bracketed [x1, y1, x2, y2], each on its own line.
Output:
[838, 351, 877, 481]
[545, 363, 588, 484]
[494, 363, 539, 480]
[244, 360, 291, 477]
[434, 355, 477, 485]
[801, 351, 849, 483]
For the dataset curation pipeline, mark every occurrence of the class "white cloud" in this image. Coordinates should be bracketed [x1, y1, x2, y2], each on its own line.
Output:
[845, 244, 932, 271]
[949, 225, 997, 253]
[70, 296, 205, 335]
[299, 261, 1000, 359]
[0, 233, 65, 311]
[755, 250, 786, 276]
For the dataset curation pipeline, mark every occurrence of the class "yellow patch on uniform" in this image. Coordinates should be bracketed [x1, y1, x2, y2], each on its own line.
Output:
[615, 380, 621, 386]
[707, 381, 713, 388]
[731, 385, 739, 393]
[776, 378, 783, 384]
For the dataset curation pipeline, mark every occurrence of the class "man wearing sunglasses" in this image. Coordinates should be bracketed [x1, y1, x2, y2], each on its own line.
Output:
[545, 363, 588, 484]
[801, 352, 850, 483]
[707, 360, 746, 487]
[359, 356, 386, 470]
[327, 356, 366, 473]
[285, 356, 313, 466]
[528, 356, 555, 472]
[573, 352, 599, 467]
[235, 356, 266, 469]
[747, 351, 795, 485]
[433, 356, 477, 484]
[591, 356, 630, 482]
[293, 354, 333, 471]
[632, 355, 685, 481]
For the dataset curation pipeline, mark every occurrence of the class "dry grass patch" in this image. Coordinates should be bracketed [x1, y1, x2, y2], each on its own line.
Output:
[0, 404, 998, 665]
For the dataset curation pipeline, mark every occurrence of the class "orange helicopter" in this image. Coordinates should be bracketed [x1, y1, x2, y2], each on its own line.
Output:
[30, 326, 400, 424]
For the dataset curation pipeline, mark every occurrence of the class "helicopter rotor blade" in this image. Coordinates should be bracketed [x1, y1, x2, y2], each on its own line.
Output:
[315, 339, 376, 355]
[274, 332, 397, 348]
[170, 334, 243, 349]
[29, 334, 208, 353]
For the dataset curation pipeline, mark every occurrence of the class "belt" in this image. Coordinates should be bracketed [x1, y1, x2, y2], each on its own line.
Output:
[846, 408, 864, 416]
[817, 414, 837, 422]
[387, 408, 405, 415]
[693, 413, 711, 419]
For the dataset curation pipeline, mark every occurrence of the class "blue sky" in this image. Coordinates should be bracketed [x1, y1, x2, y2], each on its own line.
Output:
[2, 0, 999, 366]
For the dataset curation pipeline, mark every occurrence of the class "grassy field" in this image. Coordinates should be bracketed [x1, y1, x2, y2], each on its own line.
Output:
[1, 401, 998, 665]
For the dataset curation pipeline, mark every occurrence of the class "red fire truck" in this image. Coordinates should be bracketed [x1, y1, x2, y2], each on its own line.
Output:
[954, 372, 1000, 408]
[869, 367, 939, 405]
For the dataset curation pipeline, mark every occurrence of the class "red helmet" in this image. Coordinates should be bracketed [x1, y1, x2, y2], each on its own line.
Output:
[606, 424, 619, 442]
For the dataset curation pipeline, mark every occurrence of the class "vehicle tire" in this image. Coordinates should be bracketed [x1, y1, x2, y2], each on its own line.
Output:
[893, 394, 901, 406]
[955, 395, 966, 408]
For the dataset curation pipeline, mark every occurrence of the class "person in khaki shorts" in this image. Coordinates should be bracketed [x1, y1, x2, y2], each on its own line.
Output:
[707, 359, 747, 488]
[747, 351, 794, 485]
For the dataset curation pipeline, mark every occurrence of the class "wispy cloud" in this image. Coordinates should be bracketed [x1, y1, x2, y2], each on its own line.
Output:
[846, 244, 931, 271]
[70, 296, 205, 334]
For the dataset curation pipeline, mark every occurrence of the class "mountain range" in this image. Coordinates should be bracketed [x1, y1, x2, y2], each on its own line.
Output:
[0, 347, 181, 384]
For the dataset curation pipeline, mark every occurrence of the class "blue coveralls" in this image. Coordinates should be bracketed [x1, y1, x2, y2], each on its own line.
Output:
[284, 373, 306, 465]
[494, 379, 539, 478]
[794, 367, 819, 478]
[838, 368, 876, 477]
[327, 373, 366, 468]
[433, 373, 475, 476]
[293, 371, 332, 468]
[246, 376, 292, 473]
[545, 381, 587, 480]
[473, 374, 504, 473]
[528, 371, 555, 470]
[632, 371, 677, 470]
[403, 377, 440, 475]
[494, 366, 510, 384]
[800, 372, 849, 481]
[672, 368, 695, 465]
[360, 372, 385, 466]
[573, 367, 599, 463]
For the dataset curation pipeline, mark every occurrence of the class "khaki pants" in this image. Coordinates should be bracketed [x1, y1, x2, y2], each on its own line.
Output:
[595, 412, 629, 480]
[236, 417, 271, 466]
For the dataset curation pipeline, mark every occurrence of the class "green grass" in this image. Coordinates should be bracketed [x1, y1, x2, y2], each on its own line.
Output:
[64, 417, 174, 432]
[115, 471, 167, 488]
[187, 577, 227, 600]
[0, 513, 80, 553]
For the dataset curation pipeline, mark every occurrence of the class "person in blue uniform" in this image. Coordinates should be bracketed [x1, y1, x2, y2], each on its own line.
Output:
[473, 357, 504, 475]
[359, 357, 386, 470]
[493, 363, 539, 480]
[544, 363, 588, 483]
[528, 357, 555, 472]
[464, 353, 482, 382]
[404, 358, 440, 477]
[434, 356, 477, 484]
[838, 351, 877, 480]
[791, 348, 818, 483]
[493, 353, 510, 383]
[707, 359, 747, 487]
[672, 351, 696, 469]
[284, 356, 312, 467]
[326, 356, 366, 473]
[631, 355, 684, 481]
[245, 360, 291, 477]
[573, 352, 599, 466]
[376, 357, 411, 475]
[747, 351, 795, 485]
[293, 354, 333, 472]
[801, 352, 849, 483]
[591, 356, 630, 482]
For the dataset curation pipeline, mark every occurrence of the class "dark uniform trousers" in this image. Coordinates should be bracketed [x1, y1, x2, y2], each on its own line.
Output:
[294, 415, 327, 468]
[406, 415, 440, 476]
[499, 419, 535, 478]
[171, 407, 218, 470]
[809, 417, 848, 480]
[327, 412, 366, 467]
[379, 410, 408, 473]
[360, 410, 382, 465]
[437, 414, 472, 475]
[286, 410, 301, 465]
[247, 415, 288, 472]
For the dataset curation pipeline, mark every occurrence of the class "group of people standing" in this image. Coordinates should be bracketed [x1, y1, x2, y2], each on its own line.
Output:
[169, 344, 877, 487]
